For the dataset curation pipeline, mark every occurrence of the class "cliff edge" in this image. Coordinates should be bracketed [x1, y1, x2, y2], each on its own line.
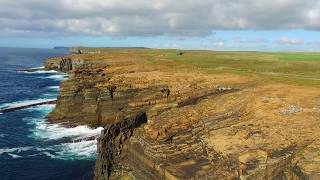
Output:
[45, 49, 320, 179]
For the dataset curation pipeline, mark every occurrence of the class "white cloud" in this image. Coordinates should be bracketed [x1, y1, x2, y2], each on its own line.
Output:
[232, 36, 268, 44]
[278, 37, 304, 45]
[213, 41, 224, 47]
[0, 0, 320, 37]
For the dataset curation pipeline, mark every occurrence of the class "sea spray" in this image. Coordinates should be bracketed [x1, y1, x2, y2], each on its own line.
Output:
[0, 48, 93, 179]
[43, 74, 69, 81]
[25, 101, 104, 160]
[20, 70, 58, 74]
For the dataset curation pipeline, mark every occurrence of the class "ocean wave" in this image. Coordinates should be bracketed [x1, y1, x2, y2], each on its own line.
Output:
[32, 121, 103, 159]
[27, 153, 42, 157]
[34, 123, 103, 140]
[39, 124, 101, 159]
[26, 104, 103, 160]
[35, 147, 55, 151]
[42, 74, 68, 81]
[54, 140, 98, 160]
[25, 104, 56, 115]
[42, 152, 56, 158]
[8, 153, 22, 159]
[22, 70, 58, 74]
[0, 146, 56, 159]
[0, 143, 100, 160]
[0, 98, 56, 110]
[0, 146, 33, 155]
[17, 92, 103, 160]
[46, 86, 60, 89]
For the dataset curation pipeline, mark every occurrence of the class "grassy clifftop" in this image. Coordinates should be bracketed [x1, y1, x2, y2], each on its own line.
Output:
[46, 48, 320, 179]
[70, 47, 320, 87]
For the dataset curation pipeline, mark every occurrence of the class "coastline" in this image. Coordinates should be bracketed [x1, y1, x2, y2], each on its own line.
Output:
[45, 48, 320, 180]
[0, 48, 104, 179]
[16, 66, 104, 160]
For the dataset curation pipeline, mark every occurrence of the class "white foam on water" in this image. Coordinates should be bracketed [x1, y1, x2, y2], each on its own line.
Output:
[17, 72, 102, 160]
[25, 104, 56, 115]
[34, 123, 103, 140]
[0, 134, 6, 138]
[0, 146, 48, 159]
[28, 153, 42, 157]
[27, 105, 103, 160]
[22, 70, 58, 74]
[35, 147, 55, 151]
[42, 152, 56, 158]
[20, 67, 68, 81]
[0, 146, 56, 159]
[8, 153, 22, 158]
[54, 139, 98, 160]
[0, 142, 101, 160]
[43, 74, 68, 81]
[0, 98, 56, 110]
[47, 86, 60, 90]
[0, 146, 33, 155]
[32, 121, 103, 159]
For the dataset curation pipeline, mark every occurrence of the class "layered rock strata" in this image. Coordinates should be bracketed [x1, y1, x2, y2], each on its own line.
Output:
[45, 51, 320, 180]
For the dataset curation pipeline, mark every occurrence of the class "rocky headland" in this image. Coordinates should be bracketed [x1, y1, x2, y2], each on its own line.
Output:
[44, 48, 320, 180]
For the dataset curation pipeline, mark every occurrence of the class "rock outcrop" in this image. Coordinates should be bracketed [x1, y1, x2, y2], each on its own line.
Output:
[45, 50, 320, 180]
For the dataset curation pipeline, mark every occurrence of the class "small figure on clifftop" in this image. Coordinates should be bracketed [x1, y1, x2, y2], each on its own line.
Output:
[161, 88, 171, 99]
[107, 85, 117, 100]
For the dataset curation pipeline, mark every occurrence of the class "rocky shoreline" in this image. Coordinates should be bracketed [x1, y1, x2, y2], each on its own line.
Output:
[44, 49, 320, 179]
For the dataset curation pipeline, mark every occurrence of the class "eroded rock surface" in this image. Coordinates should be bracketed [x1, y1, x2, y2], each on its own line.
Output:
[45, 50, 320, 180]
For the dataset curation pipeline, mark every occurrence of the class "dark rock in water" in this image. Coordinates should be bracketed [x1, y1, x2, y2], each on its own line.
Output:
[45, 57, 73, 72]
[0, 100, 57, 113]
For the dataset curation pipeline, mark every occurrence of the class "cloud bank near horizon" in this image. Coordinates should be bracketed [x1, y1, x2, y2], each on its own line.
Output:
[1, 0, 320, 37]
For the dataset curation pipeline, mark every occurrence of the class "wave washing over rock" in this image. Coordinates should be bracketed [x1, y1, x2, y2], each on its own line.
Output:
[0, 68, 103, 161]
[26, 104, 104, 160]
[21, 70, 58, 74]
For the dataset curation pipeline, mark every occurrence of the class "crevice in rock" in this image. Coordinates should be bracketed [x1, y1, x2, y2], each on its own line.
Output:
[177, 88, 240, 107]
[94, 112, 148, 179]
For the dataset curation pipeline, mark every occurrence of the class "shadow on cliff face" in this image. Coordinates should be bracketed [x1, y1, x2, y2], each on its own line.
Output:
[94, 112, 148, 179]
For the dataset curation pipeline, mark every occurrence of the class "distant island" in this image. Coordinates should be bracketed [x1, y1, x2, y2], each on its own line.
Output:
[53, 46, 70, 50]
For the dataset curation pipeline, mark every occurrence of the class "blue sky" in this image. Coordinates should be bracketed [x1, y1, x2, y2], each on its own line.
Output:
[2, 30, 319, 52]
[1, 0, 320, 51]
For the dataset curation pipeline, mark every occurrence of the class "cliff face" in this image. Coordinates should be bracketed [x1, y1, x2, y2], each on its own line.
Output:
[45, 56, 110, 126]
[45, 51, 320, 180]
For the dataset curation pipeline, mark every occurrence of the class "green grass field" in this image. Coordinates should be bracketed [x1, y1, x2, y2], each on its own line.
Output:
[272, 52, 320, 61]
[75, 48, 320, 87]
[151, 50, 320, 87]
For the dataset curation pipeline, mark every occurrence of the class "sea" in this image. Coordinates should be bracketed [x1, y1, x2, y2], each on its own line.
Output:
[0, 48, 103, 180]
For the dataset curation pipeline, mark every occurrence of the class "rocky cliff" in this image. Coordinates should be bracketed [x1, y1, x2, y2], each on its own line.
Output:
[45, 50, 320, 180]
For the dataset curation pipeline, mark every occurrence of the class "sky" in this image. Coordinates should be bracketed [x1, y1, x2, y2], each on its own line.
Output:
[0, 0, 320, 51]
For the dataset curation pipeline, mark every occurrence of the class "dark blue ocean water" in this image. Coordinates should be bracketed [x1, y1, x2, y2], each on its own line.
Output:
[0, 48, 101, 180]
